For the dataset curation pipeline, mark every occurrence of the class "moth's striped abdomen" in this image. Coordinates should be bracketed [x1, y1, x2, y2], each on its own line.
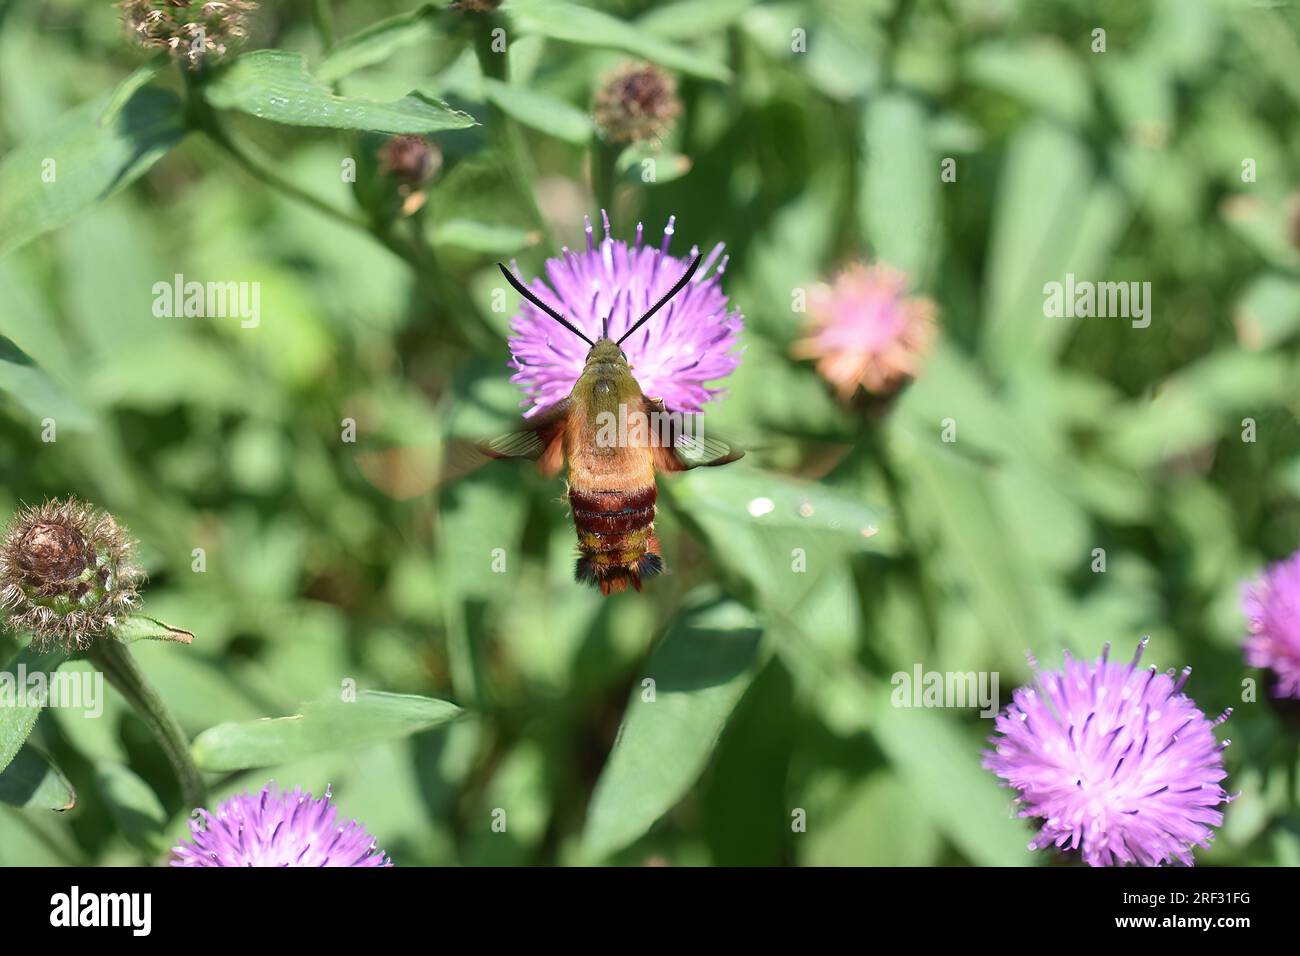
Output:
[568, 485, 664, 594]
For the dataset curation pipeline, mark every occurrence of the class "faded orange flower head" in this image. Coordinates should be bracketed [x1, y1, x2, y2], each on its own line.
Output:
[793, 262, 937, 399]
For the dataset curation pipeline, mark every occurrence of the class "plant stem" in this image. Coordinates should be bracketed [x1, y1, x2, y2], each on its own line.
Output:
[862, 418, 940, 650]
[88, 639, 207, 811]
[472, 15, 556, 250]
[590, 138, 620, 217]
[312, 0, 338, 52]
[204, 121, 369, 233]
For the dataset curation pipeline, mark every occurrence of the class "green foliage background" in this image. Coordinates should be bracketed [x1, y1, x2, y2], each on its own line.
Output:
[1, 0, 1299, 866]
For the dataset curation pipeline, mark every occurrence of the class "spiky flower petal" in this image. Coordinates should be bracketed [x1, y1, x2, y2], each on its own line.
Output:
[0, 498, 143, 651]
[507, 211, 743, 416]
[593, 61, 681, 145]
[171, 783, 391, 867]
[119, 0, 256, 68]
[792, 262, 936, 399]
[1242, 550, 1300, 698]
[984, 640, 1232, 867]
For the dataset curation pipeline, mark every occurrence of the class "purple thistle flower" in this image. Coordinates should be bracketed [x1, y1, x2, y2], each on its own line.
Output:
[506, 211, 743, 416]
[171, 783, 391, 867]
[984, 639, 1232, 867]
[1242, 549, 1300, 698]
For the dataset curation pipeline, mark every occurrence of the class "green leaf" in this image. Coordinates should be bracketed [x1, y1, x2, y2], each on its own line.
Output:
[114, 615, 195, 646]
[0, 645, 66, 773]
[0, 84, 185, 259]
[1234, 273, 1300, 349]
[205, 51, 477, 133]
[861, 93, 938, 282]
[891, 429, 1045, 666]
[966, 39, 1093, 126]
[616, 145, 693, 184]
[505, 0, 731, 81]
[316, 4, 442, 83]
[95, 762, 167, 851]
[637, 0, 758, 39]
[0, 745, 76, 811]
[0, 335, 94, 430]
[430, 218, 541, 254]
[801, 771, 941, 866]
[666, 466, 892, 616]
[581, 600, 763, 860]
[870, 697, 1037, 866]
[191, 690, 462, 771]
[481, 77, 593, 145]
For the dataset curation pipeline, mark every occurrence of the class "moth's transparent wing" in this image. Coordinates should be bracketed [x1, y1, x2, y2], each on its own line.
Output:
[644, 397, 744, 472]
[480, 398, 571, 476]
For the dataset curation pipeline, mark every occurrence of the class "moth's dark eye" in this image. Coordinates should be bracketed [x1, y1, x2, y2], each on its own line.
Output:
[620, 349, 628, 361]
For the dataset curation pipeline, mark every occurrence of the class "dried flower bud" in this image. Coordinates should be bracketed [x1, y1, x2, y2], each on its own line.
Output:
[378, 135, 442, 190]
[451, 0, 502, 11]
[1, 499, 144, 651]
[377, 135, 442, 216]
[119, 0, 257, 68]
[592, 61, 682, 145]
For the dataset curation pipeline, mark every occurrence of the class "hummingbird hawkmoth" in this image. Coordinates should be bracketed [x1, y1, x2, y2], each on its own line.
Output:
[484, 254, 743, 595]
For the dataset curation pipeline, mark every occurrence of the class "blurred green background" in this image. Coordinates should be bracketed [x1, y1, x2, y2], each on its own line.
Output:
[1, 0, 1299, 866]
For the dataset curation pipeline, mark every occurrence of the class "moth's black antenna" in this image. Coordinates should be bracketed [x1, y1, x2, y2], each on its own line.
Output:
[497, 262, 595, 346]
[617, 254, 702, 346]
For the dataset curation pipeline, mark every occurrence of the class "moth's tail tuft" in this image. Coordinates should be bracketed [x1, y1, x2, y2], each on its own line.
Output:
[575, 543, 666, 597]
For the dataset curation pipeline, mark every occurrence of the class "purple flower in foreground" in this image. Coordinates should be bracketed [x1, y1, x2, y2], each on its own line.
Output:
[1242, 550, 1300, 698]
[984, 639, 1232, 867]
[171, 783, 390, 867]
[507, 211, 743, 416]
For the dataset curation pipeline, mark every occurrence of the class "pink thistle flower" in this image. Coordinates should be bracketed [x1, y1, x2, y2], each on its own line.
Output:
[984, 639, 1233, 867]
[506, 212, 743, 416]
[1242, 550, 1300, 698]
[171, 783, 391, 867]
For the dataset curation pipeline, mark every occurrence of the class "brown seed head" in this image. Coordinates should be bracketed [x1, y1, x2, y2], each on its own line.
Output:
[119, 0, 257, 68]
[0, 498, 144, 650]
[593, 61, 682, 145]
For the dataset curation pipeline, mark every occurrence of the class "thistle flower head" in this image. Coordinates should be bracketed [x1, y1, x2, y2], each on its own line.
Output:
[119, 0, 256, 68]
[171, 783, 391, 867]
[593, 61, 682, 145]
[1242, 550, 1300, 698]
[507, 211, 743, 416]
[792, 262, 937, 399]
[984, 640, 1232, 867]
[0, 498, 143, 651]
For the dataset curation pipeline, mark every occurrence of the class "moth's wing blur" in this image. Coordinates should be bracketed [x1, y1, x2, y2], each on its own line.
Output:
[480, 398, 571, 477]
[644, 397, 744, 472]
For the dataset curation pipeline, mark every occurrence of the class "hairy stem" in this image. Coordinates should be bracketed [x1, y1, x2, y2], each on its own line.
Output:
[88, 639, 207, 811]
[312, 0, 338, 51]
